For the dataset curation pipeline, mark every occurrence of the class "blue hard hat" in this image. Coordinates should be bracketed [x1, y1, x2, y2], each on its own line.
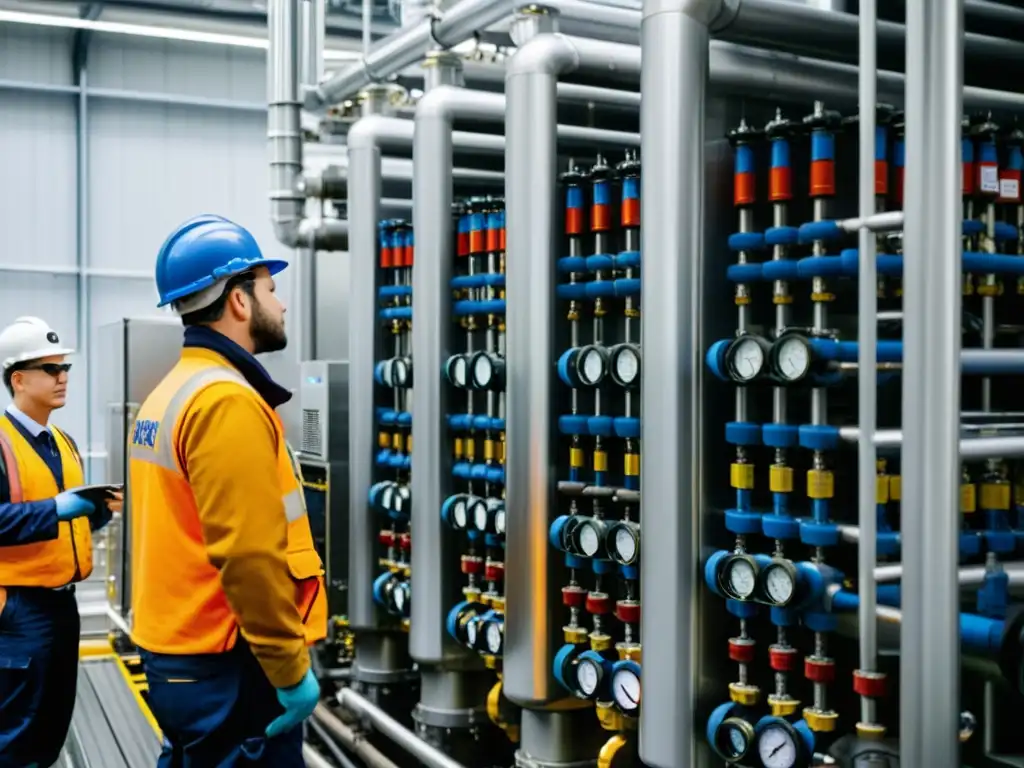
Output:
[155, 215, 289, 308]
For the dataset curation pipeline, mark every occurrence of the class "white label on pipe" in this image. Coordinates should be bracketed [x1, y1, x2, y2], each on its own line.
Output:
[1000, 178, 1020, 201]
[980, 165, 999, 194]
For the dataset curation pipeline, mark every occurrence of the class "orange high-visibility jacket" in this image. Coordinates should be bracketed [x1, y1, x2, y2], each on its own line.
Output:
[0, 418, 91, 587]
[128, 347, 327, 690]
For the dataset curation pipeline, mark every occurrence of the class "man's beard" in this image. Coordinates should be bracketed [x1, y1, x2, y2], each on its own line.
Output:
[250, 299, 287, 354]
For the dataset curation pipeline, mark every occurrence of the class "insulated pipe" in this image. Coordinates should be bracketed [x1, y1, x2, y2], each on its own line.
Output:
[312, 704, 402, 768]
[504, 33, 641, 710]
[347, 114, 503, 631]
[640, 2, 725, 766]
[337, 688, 469, 768]
[900, 0, 964, 765]
[856, 0, 880, 729]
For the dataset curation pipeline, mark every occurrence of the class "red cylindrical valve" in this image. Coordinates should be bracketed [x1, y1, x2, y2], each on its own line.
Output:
[874, 159, 888, 197]
[769, 645, 799, 672]
[398, 533, 411, 551]
[485, 561, 505, 581]
[461, 555, 484, 575]
[486, 226, 499, 253]
[379, 530, 395, 547]
[804, 656, 836, 684]
[852, 670, 887, 698]
[728, 637, 756, 664]
[614, 600, 641, 624]
[562, 585, 587, 607]
[499, 227, 507, 252]
[585, 592, 613, 615]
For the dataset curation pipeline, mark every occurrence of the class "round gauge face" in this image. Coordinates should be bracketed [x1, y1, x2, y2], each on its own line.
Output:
[393, 359, 408, 386]
[764, 565, 795, 605]
[380, 485, 394, 510]
[614, 526, 638, 563]
[452, 498, 467, 528]
[381, 358, 395, 388]
[611, 669, 641, 712]
[450, 355, 467, 387]
[485, 622, 502, 654]
[724, 723, 748, 758]
[579, 348, 606, 385]
[578, 523, 601, 557]
[757, 724, 797, 768]
[776, 337, 810, 381]
[473, 500, 489, 532]
[394, 584, 406, 612]
[614, 347, 640, 385]
[473, 355, 493, 387]
[725, 558, 756, 599]
[729, 337, 764, 382]
[465, 618, 478, 647]
[577, 659, 601, 696]
[494, 509, 506, 535]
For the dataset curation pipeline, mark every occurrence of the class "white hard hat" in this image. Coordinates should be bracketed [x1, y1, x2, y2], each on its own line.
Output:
[0, 317, 75, 372]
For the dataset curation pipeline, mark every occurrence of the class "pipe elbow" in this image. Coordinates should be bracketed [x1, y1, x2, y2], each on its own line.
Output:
[347, 114, 414, 152]
[506, 33, 580, 81]
[643, 0, 738, 31]
[273, 219, 302, 249]
[414, 85, 460, 124]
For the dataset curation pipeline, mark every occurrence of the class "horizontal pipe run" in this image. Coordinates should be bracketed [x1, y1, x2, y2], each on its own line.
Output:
[337, 688, 469, 768]
[312, 704, 401, 768]
[303, 743, 335, 768]
[873, 562, 1024, 587]
[556, 82, 640, 108]
[837, 428, 1024, 459]
[811, 341, 1024, 375]
[830, 590, 1004, 655]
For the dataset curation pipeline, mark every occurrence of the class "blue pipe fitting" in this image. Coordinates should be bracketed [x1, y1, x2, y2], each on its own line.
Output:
[984, 508, 1017, 554]
[725, 421, 762, 446]
[799, 518, 840, 548]
[553, 642, 587, 693]
[706, 339, 731, 382]
[725, 507, 763, 536]
[706, 702, 758, 763]
[977, 569, 1010, 619]
[372, 571, 394, 608]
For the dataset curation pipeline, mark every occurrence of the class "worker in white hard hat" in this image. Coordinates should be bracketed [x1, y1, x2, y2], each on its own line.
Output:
[0, 316, 122, 768]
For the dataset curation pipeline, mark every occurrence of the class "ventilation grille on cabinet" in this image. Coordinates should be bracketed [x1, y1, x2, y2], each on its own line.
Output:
[302, 408, 323, 457]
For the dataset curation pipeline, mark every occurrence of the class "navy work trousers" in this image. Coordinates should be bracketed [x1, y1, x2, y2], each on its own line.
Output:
[0, 586, 80, 768]
[139, 641, 303, 767]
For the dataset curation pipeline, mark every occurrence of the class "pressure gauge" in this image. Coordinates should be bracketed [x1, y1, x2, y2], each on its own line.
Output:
[379, 358, 395, 388]
[469, 351, 506, 391]
[606, 521, 640, 566]
[485, 619, 504, 655]
[392, 356, 413, 388]
[725, 335, 771, 383]
[756, 720, 803, 768]
[379, 482, 396, 512]
[465, 616, 480, 648]
[760, 559, 798, 607]
[719, 554, 759, 600]
[575, 344, 610, 387]
[610, 660, 641, 714]
[472, 497, 499, 533]
[609, 343, 641, 388]
[445, 354, 468, 388]
[494, 506, 507, 536]
[575, 652, 605, 698]
[393, 581, 410, 617]
[572, 517, 607, 558]
[770, 333, 813, 383]
[448, 495, 470, 529]
[712, 717, 755, 764]
[391, 484, 411, 516]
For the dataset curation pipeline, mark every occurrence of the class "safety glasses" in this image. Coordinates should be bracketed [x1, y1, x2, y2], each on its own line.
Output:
[22, 363, 72, 377]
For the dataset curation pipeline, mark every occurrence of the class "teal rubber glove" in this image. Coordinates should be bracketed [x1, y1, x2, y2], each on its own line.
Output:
[265, 668, 320, 738]
[54, 491, 96, 522]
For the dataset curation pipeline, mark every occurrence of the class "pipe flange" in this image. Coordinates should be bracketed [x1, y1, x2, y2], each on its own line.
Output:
[412, 701, 487, 730]
[515, 751, 596, 768]
[350, 663, 419, 686]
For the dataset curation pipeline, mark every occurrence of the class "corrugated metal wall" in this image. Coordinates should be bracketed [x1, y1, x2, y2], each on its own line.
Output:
[0, 23, 298, 480]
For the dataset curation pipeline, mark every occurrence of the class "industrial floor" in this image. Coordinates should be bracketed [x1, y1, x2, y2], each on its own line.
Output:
[58, 654, 162, 768]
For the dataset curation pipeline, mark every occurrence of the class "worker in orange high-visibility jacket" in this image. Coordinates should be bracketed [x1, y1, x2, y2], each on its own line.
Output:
[0, 316, 122, 768]
[129, 214, 327, 768]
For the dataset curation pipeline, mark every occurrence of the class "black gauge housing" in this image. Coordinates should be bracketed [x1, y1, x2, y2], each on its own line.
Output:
[608, 343, 642, 388]
[724, 334, 772, 384]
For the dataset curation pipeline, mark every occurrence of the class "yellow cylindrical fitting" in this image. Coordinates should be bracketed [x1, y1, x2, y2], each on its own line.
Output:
[807, 469, 834, 499]
[731, 462, 755, 490]
[769, 464, 793, 494]
[803, 708, 838, 732]
[570, 447, 584, 469]
[594, 450, 608, 473]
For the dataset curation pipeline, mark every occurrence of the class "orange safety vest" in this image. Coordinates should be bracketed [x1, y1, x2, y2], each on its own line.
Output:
[0, 417, 92, 587]
[128, 351, 327, 655]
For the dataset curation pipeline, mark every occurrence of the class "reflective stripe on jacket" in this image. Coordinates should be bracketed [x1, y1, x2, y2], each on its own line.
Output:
[128, 349, 326, 689]
[0, 419, 91, 587]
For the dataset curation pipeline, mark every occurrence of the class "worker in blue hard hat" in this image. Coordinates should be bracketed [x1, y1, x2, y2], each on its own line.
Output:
[129, 215, 326, 766]
[0, 316, 122, 768]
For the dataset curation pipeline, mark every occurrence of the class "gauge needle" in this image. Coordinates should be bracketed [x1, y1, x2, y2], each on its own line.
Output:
[619, 686, 637, 705]
[770, 742, 785, 758]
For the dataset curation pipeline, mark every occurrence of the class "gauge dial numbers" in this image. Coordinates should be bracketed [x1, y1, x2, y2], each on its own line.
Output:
[608, 343, 641, 388]
[610, 660, 641, 714]
[606, 521, 640, 565]
[712, 717, 755, 763]
[724, 335, 771, 384]
[759, 559, 798, 607]
[719, 554, 759, 600]
[755, 720, 805, 768]
[769, 334, 813, 383]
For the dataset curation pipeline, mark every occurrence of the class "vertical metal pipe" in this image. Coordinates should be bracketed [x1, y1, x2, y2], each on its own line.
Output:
[75, 62, 92, 479]
[346, 129, 385, 630]
[363, 0, 374, 56]
[900, 0, 964, 765]
[639, 1, 715, 765]
[300, 0, 326, 89]
[856, 0, 879, 729]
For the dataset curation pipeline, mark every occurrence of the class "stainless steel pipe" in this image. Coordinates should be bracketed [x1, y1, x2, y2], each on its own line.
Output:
[312, 704, 402, 768]
[302, 743, 335, 768]
[504, 32, 641, 710]
[838, 427, 1024, 460]
[337, 688, 469, 768]
[900, 0, 964, 764]
[639, 2, 726, 765]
